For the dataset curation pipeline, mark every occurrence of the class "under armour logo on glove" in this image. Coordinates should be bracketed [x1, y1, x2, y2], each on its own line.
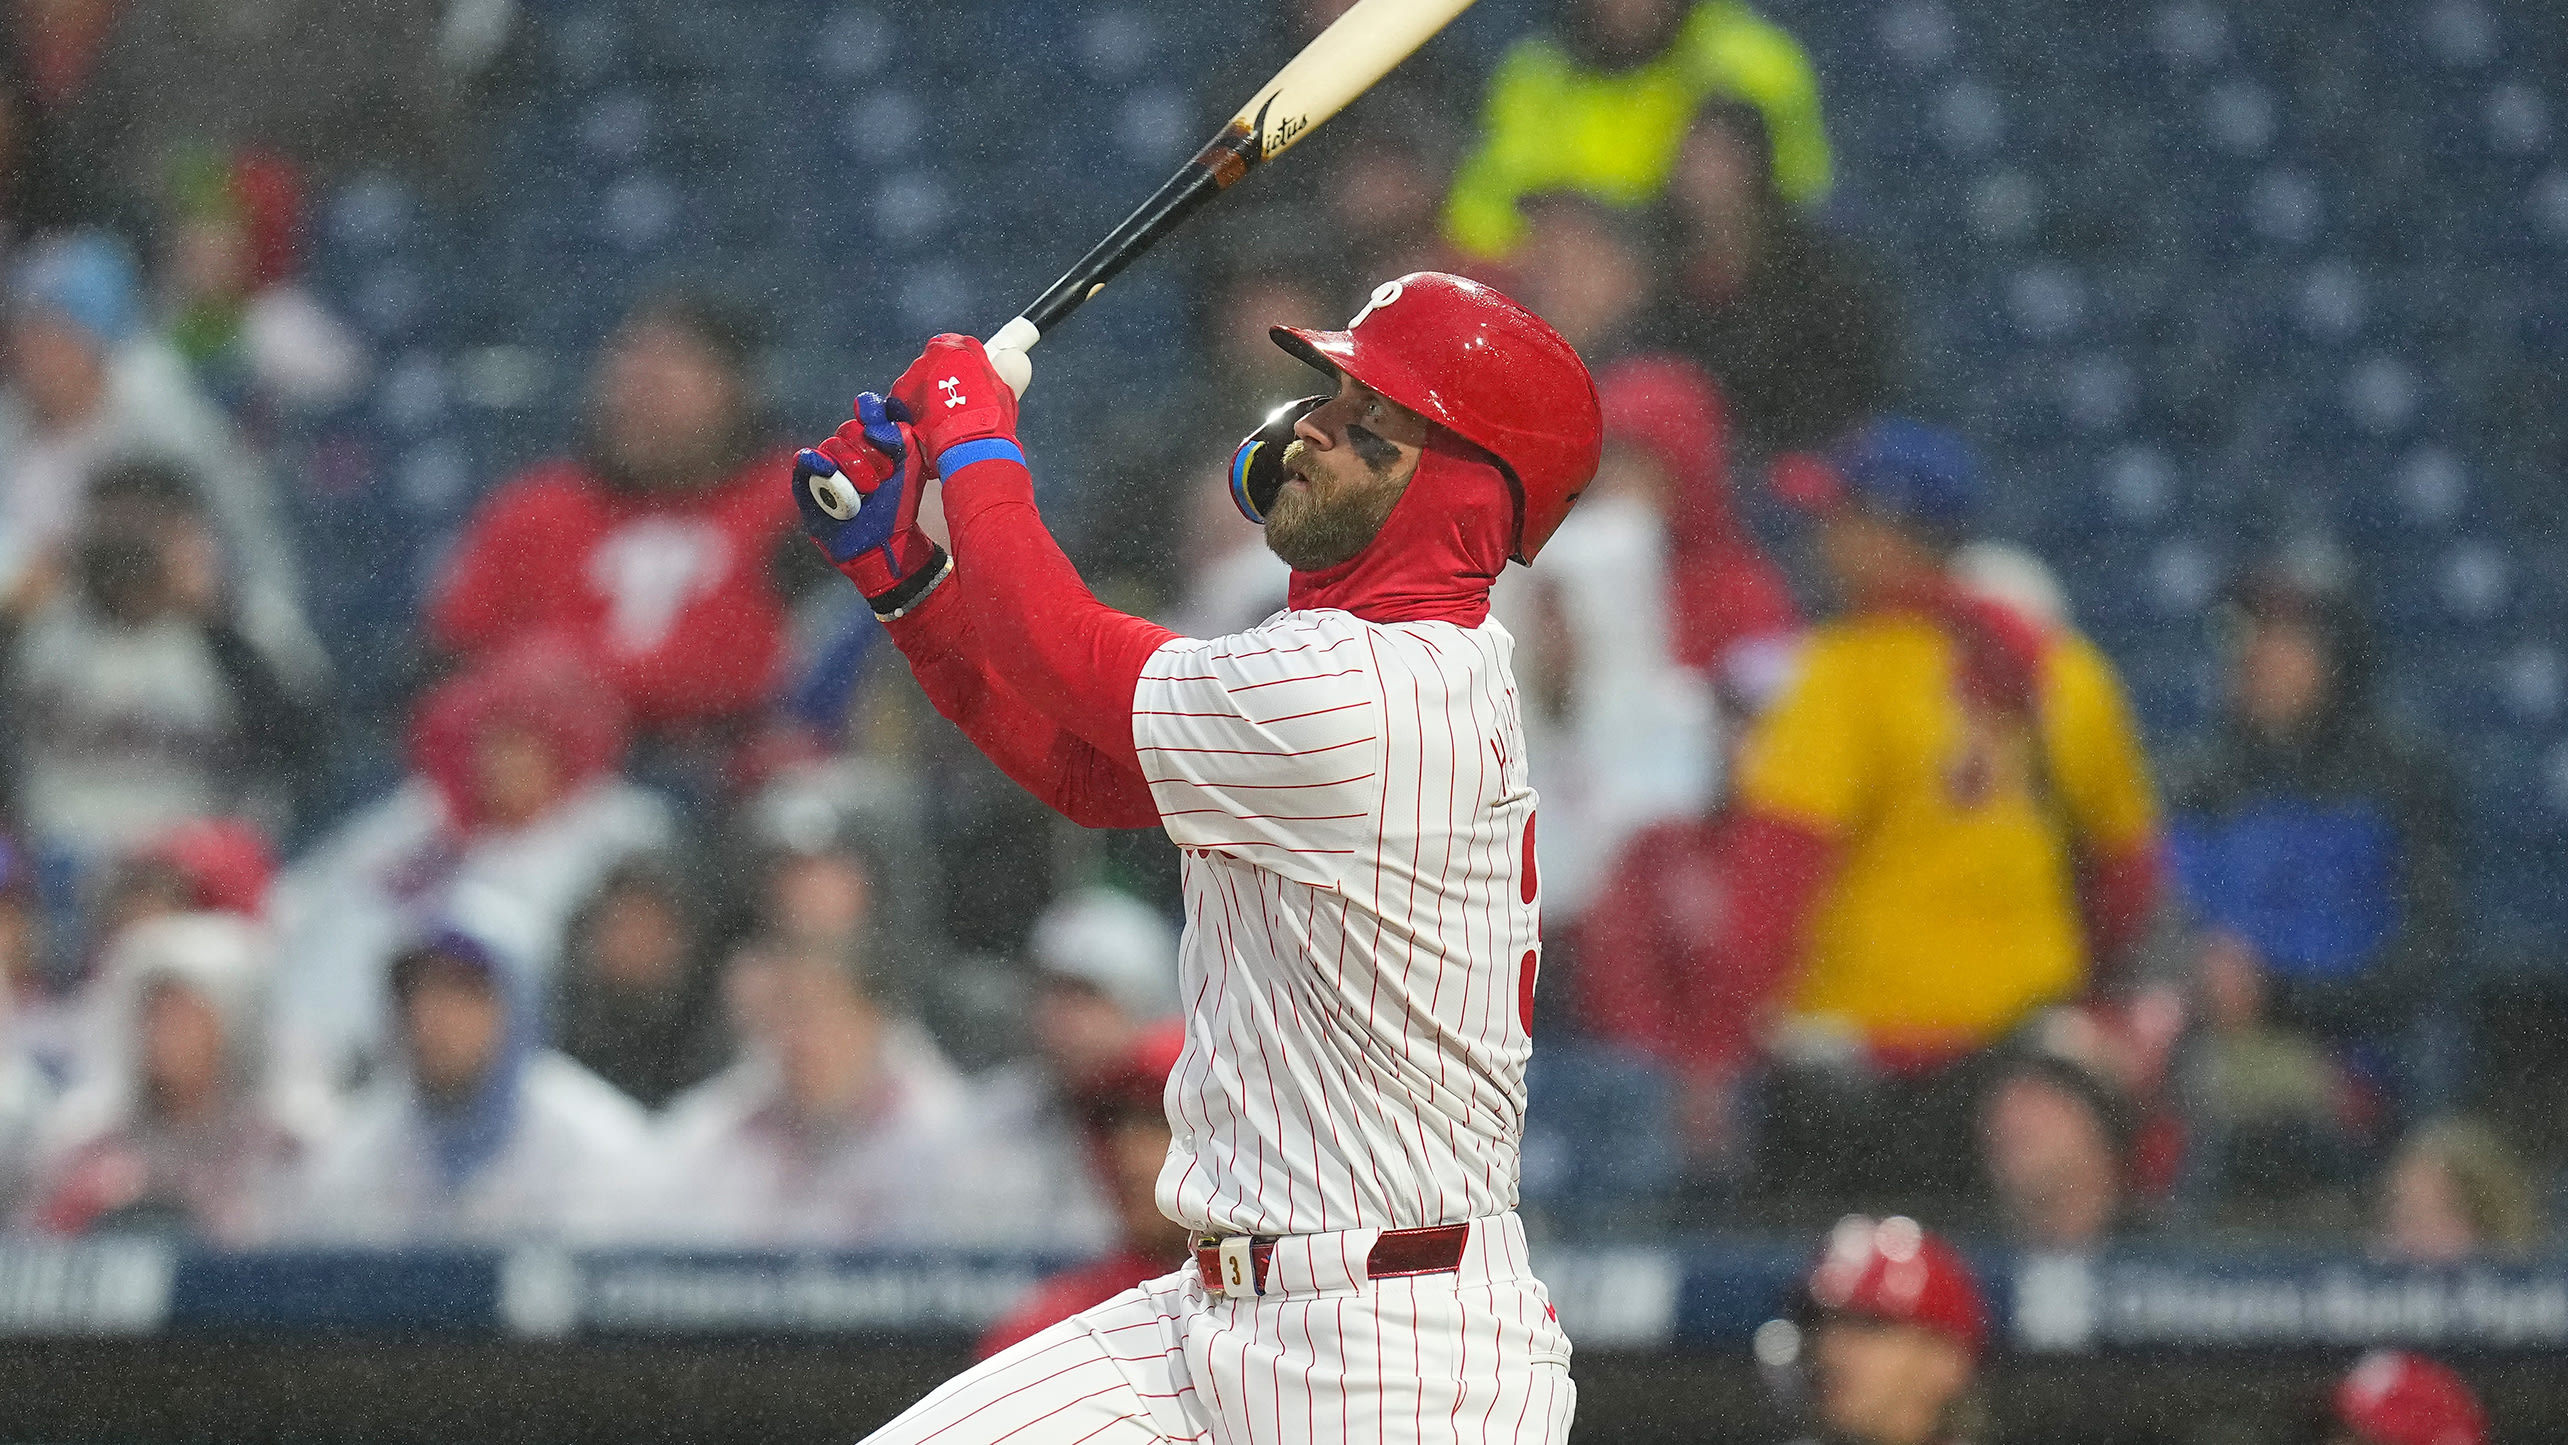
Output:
[939, 377, 967, 408]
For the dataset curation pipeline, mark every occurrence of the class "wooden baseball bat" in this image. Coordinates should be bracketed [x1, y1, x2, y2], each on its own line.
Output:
[810, 0, 1476, 517]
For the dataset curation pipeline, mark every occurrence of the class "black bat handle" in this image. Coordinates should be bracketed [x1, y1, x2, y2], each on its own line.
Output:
[1007, 113, 1269, 341]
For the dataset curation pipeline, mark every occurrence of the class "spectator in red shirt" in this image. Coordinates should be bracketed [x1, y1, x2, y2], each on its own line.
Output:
[427, 288, 802, 789]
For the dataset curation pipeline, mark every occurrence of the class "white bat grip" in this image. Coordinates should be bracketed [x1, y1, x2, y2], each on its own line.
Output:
[984, 315, 1040, 398]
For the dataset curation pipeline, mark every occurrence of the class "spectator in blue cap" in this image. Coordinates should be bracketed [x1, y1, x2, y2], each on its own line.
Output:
[1773, 417, 1987, 559]
[0, 230, 321, 684]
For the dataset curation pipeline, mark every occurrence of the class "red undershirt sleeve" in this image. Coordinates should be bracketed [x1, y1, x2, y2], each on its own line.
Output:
[936, 454, 1179, 766]
[1723, 809, 1840, 1010]
[880, 567, 1162, 830]
[2082, 836, 2164, 984]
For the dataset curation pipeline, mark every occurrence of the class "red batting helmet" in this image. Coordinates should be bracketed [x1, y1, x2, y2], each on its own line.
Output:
[2335, 1351, 2488, 1445]
[1270, 272, 1603, 564]
[1802, 1215, 1989, 1357]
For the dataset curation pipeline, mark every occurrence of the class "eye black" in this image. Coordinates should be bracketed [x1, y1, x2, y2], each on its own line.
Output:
[1345, 425, 1401, 468]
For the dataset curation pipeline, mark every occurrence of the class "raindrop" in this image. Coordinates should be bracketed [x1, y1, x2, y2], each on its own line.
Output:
[579, 93, 652, 159]
[1936, 79, 2004, 154]
[2063, 353, 2136, 431]
[2104, 446, 2174, 521]
[816, 8, 893, 78]
[2296, 260, 2364, 341]
[2545, 742, 2568, 813]
[1970, 170, 2043, 243]
[2441, 542, 2508, 618]
[901, 264, 972, 327]
[331, 180, 414, 254]
[552, 11, 620, 81]
[2533, 170, 2568, 242]
[1879, 2, 1958, 69]
[377, 353, 450, 433]
[2205, 79, 2278, 154]
[602, 175, 679, 250]
[2009, 265, 2085, 338]
[456, 347, 552, 410]
[2343, 355, 2420, 433]
[1118, 89, 1191, 163]
[2154, 1, 2228, 66]
[2247, 169, 2322, 244]
[2422, 0, 2497, 67]
[2396, 447, 2465, 524]
[873, 172, 950, 244]
[2151, 538, 2216, 614]
[2504, 644, 2562, 720]
[399, 441, 471, 511]
[355, 266, 426, 335]
[1084, 9, 1155, 78]
[2486, 82, 2549, 154]
[846, 90, 923, 158]
[1754, 1319, 1804, 1369]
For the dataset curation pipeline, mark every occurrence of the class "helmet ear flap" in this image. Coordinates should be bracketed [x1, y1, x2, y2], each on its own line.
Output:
[1229, 396, 1327, 524]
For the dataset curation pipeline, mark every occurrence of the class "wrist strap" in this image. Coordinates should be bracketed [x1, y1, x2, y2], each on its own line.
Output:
[935, 438, 1025, 476]
[871, 548, 953, 621]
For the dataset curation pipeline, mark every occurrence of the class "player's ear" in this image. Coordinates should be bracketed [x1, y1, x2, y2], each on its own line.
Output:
[1230, 395, 1328, 523]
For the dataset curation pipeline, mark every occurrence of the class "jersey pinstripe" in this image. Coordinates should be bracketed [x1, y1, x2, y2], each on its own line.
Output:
[1133, 608, 1542, 1238]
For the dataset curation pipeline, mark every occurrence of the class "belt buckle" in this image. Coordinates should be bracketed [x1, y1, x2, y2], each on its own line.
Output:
[1214, 1235, 1259, 1298]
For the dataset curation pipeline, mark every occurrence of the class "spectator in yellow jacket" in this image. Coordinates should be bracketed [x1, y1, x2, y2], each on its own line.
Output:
[1445, 0, 1832, 259]
[1727, 421, 2164, 1214]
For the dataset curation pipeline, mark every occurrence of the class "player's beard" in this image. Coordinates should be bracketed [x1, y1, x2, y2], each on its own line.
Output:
[1263, 438, 1412, 572]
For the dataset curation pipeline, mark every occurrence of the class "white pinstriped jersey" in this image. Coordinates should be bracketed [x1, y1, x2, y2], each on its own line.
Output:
[1133, 607, 1543, 1238]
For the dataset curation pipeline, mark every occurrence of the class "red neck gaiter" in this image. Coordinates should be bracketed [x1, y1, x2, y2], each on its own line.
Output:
[1285, 446, 1515, 627]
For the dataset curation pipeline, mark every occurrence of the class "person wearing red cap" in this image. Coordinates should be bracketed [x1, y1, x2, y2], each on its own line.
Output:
[795, 273, 1599, 1443]
[1772, 1214, 1988, 1445]
[2328, 1351, 2489, 1445]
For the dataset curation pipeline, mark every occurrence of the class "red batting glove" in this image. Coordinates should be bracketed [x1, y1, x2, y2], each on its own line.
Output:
[889, 334, 1021, 474]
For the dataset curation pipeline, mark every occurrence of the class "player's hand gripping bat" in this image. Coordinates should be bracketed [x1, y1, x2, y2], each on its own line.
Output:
[805, 0, 1478, 519]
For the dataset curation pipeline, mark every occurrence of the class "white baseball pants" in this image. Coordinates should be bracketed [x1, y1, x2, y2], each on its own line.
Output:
[861, 1213, 1575, 1444]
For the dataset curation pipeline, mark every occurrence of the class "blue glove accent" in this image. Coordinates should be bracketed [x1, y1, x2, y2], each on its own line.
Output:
[857, 391, 913, 452]
[793, 393, 920, 568]
[934, 437, 1025, 477]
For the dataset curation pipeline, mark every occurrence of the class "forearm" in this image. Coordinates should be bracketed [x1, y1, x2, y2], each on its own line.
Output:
[883, 572, 1160, 830]
[937, 449, 1177, 767]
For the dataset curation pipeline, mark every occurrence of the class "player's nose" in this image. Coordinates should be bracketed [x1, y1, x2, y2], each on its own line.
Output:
[1292, 403, 1339, 450]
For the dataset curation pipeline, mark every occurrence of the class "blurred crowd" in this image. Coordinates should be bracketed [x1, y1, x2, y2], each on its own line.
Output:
[0, 0, 2551, 1296]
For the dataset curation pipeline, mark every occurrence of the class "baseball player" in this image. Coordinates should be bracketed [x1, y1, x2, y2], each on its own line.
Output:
[790, 272, 1600, 1443]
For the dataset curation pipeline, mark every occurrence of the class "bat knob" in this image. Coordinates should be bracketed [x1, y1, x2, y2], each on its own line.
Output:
[809, 469, 862, 521]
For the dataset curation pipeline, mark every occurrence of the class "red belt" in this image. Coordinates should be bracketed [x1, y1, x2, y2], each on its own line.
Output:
[1193, 1223, 1472, 1297]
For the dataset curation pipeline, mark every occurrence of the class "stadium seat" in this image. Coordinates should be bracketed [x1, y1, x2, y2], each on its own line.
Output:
[1519, 1043, 1680, 1230]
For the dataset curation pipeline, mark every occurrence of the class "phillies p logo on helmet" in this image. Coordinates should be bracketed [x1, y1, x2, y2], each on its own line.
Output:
[1349, 279, 1404, 330]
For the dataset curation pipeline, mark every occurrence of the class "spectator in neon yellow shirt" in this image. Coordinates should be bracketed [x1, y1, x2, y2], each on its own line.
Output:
[1445, 0, 1832, 259]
